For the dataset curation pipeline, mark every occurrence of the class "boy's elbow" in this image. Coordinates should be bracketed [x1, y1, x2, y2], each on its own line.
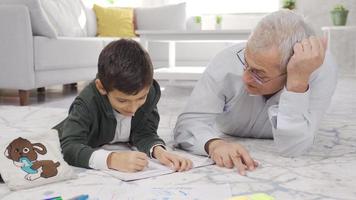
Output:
[61, 145, 76, 167]
[60, 142, 87, 168]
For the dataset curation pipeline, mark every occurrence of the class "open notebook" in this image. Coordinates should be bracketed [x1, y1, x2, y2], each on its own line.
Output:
[100, 143, 214, 181]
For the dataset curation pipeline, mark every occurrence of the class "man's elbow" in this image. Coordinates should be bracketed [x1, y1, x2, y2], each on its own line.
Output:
[275, 135, 314, 157]
[174, 129, 207, 156]
[173, 129, 193, 150]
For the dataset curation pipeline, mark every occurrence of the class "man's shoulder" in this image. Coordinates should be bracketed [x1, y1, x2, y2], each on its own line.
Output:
[203, 42, 246, 83]
[212, 42, 245, 61]
[208, 42, 245, 68]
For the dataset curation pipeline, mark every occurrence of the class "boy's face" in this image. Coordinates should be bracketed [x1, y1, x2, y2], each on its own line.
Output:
[95, 79, 150, 117]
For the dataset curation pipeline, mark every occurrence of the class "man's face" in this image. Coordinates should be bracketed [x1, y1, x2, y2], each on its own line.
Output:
[107, 87, 150, 117]
[242, 46, 287, 96]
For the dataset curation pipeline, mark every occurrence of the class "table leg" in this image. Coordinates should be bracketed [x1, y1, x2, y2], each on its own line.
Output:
[168, 41, 176, 68]
[324, 29, 331, 51]
[354, 37, 356, 74]
[168, 41, 177, 84]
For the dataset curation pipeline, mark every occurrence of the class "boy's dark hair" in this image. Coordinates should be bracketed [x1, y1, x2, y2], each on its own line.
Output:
[97, 39, 153, 94]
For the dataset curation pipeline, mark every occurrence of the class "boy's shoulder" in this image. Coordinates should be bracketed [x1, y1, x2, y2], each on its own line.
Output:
[145, 79, 161, 107]
[71, 81, 110, 111]
[77, 81, 99, 100]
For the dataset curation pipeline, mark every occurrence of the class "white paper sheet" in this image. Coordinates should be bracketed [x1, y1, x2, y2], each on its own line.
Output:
[100, 143, 214, 181]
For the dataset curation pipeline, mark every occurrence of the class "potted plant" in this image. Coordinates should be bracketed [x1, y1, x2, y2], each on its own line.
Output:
[215, 15, 222, 30]
[106, 0, 116, 4]
[187, 16, 202, 30]
[282, 0, 296, 10]
[331, 4, 349, 26]
[195, 16, 201, 24]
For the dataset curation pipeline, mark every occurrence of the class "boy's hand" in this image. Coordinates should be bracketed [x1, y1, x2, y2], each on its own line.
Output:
[153, 146, 193, 172]
[286, 36, 327, 93]
[107, 151, 148, 172]
[206, 139, 258, 176]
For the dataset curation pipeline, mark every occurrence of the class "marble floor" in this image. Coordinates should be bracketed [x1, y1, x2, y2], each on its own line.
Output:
[0, 77, 356, 200]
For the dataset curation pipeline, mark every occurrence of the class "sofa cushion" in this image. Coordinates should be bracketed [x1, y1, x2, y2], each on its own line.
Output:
[81, 0, 97, 37]
[135, 3, 186, 31]
[34, 36, 105, 71]
[100, 37, 140, 48]
[100, 37, 122, 48]
[40, 0, 87, 37]
[93, 4, 135, 37]
[1, 0, 57, 38]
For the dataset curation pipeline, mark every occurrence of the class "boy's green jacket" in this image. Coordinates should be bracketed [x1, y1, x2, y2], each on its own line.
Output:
[53, 80, 165, 168]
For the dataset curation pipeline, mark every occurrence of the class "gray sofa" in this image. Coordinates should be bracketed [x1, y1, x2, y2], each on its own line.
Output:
[0, 1, 186, 105]
[0, 3, 118, 105]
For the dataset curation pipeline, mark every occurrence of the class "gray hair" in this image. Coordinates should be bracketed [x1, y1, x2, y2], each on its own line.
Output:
[247, 9, 315, 70]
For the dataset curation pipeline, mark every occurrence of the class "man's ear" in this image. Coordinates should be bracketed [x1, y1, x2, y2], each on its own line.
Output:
[95, 79, 107, 95]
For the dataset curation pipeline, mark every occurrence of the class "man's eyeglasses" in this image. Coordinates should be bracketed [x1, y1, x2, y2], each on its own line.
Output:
[236, 48, 286, 85]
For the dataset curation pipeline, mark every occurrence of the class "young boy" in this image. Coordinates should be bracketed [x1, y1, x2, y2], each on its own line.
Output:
[54, 39, 192, 172]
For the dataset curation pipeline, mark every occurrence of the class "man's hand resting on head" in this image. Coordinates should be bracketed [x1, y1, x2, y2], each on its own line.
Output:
[205, 139, 258, 175]
[286, 36, 327, 93]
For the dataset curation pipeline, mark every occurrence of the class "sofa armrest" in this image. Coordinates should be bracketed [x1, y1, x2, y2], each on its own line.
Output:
[0, 5, 35, 90]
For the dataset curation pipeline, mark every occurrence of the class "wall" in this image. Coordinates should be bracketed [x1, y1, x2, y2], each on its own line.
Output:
[296, 0, 356, 74]
[149, 0, 356, 74]
[295, 0, 356, 35]
[149, 14, 265, 68]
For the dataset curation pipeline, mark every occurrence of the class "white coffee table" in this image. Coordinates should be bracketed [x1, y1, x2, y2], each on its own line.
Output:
[136, 30, 251, 80]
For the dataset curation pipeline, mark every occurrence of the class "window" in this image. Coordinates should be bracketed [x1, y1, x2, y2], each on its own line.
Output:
[167, 0, 279, 15]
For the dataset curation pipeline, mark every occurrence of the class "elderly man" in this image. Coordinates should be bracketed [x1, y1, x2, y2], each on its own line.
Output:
[174, 10, 337, 175]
